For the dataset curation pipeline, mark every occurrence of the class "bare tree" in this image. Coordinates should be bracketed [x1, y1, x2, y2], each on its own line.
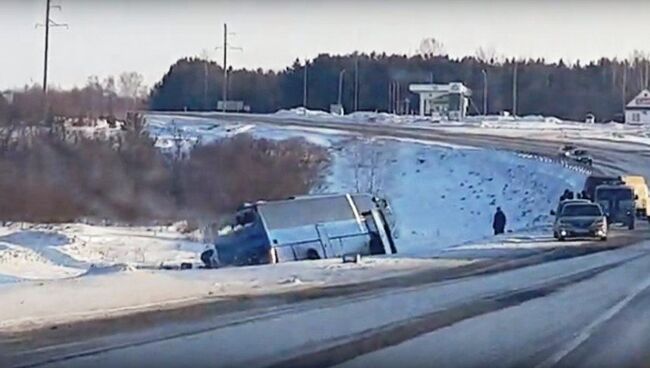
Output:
[475, 46, 501, 64]
[419, 38, 446, 58]
[350, 139, 388, 196]
[119, 72, 145, 111]
[103, 76, 117, 120]
[629, 50, 649, 91]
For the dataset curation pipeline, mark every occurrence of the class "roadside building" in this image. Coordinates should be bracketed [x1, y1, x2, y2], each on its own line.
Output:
[409, 82, 471, 121]
[625, 89, 650, 125]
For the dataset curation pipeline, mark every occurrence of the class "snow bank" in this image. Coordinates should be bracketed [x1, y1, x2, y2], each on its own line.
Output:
[0, 256, 472, 331]
[145, 115, 584, 255]
[0, 223, 207, 283]
[326, 140, 583, 254]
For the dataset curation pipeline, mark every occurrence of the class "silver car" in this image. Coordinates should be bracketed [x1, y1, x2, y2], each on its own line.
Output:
[553, 202, 607, 241]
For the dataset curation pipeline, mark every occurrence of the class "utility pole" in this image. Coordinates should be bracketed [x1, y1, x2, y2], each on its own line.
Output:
[337, 69, 346, 106]
[512, 62, 518, 117]
[222, 23, 228, 112]
[353, 55, 359, 112]
[394, 81, 401, 115]
[388, 82, 393, 113]
[203, 61, 209, 110]
[38, 0, 67, 123]
[481, 69, 488, 115]
[303, 60, 308, 107]
[217, 23, 242, 113]
[622, 60, 628, 114]
[643, 58, 648, 88]
[43, 0, 51, 97]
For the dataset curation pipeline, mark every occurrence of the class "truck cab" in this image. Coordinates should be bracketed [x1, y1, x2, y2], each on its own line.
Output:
[622, 175, 649, 219]
[595, 185, 636, 230]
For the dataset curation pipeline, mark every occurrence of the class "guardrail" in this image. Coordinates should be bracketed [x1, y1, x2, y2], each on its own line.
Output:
[515, 151, 593, 176]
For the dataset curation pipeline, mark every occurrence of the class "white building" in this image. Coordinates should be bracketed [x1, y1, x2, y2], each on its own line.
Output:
[409, 82, 471, 121]
[625, 89, 650, 125]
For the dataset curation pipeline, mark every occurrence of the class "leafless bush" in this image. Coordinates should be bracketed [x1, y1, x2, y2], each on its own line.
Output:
[0, 129, 330, 224]
[180, 135, 330, 220]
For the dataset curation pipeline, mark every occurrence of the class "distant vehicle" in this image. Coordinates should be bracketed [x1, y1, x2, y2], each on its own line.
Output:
[621, 175, 649, 219]
[595, 185, 636, 230]
[553, 202, 607, 241]
[565, 149, 593, 166]
[582, 175, 624, 201]
[200, 193, 397, 268]
[558, 144, 577, 157]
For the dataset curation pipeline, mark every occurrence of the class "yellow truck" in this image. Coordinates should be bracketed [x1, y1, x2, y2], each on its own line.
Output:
[622, 175, 649, 221]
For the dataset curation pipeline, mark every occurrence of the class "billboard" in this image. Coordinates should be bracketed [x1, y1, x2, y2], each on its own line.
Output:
[217, 100, 245, 112]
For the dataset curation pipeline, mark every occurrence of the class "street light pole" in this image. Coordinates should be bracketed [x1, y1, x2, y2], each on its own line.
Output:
[222, 23, 228, 112]
[481, 69, 488, 116]
[512, 62, 518, 117]
[303, 60, 308, 108]
[338, 69, 346, 106]
[354, 55, 359, 111]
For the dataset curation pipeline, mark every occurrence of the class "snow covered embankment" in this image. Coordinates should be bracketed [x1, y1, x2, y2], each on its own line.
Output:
[0, 115, 587, 331]
[147, 115, 584, 254]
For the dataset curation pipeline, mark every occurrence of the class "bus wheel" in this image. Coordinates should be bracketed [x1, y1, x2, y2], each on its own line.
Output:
[306, 249, 321, 260]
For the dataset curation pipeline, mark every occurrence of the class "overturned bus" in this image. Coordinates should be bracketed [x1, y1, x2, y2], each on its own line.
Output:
[200, 193, 398, 268]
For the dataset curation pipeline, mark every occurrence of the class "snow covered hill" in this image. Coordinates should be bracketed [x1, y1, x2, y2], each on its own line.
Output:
[147, 115, 585, 254]
[0, 114, 585, 285]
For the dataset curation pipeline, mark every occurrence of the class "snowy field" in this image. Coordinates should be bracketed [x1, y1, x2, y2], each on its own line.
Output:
[0, 241, 472, 331]
[271, 107, 650, 147]
[0, 111, 599, 330]
[0, 115, 586, 283]
[147, 114, 585, 253]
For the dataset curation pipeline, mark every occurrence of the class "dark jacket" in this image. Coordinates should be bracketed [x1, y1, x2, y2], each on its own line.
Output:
[493, 210, 506, 233]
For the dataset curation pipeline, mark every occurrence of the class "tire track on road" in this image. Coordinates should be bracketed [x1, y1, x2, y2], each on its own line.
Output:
[264, 255, 643, 368]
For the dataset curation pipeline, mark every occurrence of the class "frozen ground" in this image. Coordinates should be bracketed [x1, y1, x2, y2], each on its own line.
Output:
[0, 223, 205, 282]
[270, 107, 650, 147]
[146, 114, 585, 253]
[0, 251, 472, 332]
[0, 112, 594, 331]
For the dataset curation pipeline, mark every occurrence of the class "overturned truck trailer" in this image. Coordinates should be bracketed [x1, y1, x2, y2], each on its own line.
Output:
[201, 193, 398, 267]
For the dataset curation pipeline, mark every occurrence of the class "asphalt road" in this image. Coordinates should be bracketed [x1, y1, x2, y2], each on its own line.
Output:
[3, 113, 650, 368]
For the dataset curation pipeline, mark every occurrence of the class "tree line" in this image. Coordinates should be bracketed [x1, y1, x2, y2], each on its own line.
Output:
[1, 72, 147, 125]
[150, 52, 650, 122]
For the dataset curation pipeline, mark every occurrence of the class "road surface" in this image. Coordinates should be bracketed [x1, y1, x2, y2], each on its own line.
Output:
[2, 113, 650, 368]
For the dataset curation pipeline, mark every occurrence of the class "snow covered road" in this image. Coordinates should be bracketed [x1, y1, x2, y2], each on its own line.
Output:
[1, 112, 649, 367]
[6, 229, 650, 368]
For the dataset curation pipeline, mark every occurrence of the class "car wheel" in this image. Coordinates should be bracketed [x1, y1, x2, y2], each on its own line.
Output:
[558, 236, 565, 242]
[553, 231, 559, 239]
[600, 236, 607, 241]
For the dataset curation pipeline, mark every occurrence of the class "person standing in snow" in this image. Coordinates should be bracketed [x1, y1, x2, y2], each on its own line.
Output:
[493, 207, 507, 235]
